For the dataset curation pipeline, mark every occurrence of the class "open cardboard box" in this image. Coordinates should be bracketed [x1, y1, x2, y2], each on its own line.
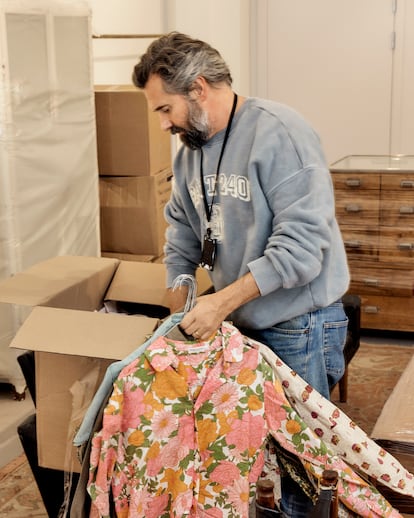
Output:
[371, 354, 414, 474]
[0, 256, 212, 472]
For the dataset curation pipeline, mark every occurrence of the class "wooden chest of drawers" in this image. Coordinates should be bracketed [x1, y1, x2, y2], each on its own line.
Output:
[330, 155, 414, 331]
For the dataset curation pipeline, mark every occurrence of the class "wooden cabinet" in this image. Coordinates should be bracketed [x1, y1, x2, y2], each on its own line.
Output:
[330, 155, 414, 331]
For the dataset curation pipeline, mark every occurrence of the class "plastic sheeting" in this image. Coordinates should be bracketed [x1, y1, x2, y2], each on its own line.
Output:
[0, 0, 100, 392]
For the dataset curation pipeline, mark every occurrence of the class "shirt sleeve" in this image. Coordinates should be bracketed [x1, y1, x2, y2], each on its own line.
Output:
[257, 341, 413, 516]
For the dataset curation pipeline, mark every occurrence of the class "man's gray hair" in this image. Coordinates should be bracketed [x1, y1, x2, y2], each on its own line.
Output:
[133, 31, 232, 94]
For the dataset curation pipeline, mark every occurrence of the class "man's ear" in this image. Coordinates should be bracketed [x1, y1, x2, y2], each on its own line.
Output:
[189, 76, 208, 101]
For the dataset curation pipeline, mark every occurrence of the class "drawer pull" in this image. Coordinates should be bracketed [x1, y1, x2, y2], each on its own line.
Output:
[364, 306, 379, 314]
[399, 206, 414, 214]
[400, 180, 414, 188]
[344, 240, 361, 249]
[345, 179, 361, 187]
[345, 204, 361, 213]
[397, 242, 414, 250]
[363, 278, 379, 287]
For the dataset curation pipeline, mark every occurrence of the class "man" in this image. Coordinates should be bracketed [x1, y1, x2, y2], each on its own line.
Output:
[133, 31, 350, 517]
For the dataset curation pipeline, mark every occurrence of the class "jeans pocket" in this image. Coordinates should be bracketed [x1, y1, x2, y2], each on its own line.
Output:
[255, 314, 311, 381]
[323, 318, 348, 387]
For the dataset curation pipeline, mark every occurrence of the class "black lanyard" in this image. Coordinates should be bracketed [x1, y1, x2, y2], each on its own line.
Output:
[199, 92, 238, 227]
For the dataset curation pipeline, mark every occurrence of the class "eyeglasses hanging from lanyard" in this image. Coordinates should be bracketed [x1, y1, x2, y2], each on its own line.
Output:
[199, 92, 238, 270]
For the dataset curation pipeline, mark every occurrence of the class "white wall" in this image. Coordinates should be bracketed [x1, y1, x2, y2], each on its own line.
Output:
[88, 0, 251, 94]
[251, 0, 395, 164]
[250, 0, 414, 163]
[89, 0, 164, 84]
[391, 0, 414, 154]
[88, 1, 414, 163]
[164, 0, 251, 95]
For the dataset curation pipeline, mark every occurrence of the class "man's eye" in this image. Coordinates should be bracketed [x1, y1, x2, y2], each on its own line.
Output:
[161, 107, 170, 114]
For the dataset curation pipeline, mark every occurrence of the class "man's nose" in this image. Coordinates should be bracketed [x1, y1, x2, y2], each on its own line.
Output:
[159, 115, 172, 132]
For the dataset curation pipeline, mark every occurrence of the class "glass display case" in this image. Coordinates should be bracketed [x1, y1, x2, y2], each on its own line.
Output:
[331, 154, 414, 172]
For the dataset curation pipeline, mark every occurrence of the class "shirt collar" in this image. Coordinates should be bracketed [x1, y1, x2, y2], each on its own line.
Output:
[145, 322, 245, 372]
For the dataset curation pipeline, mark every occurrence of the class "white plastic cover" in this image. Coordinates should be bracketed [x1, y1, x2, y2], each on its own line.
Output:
[0, 0, 100, 391]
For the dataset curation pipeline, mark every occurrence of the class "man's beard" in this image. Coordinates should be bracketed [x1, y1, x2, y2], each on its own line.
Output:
[171, 100, 210, 149]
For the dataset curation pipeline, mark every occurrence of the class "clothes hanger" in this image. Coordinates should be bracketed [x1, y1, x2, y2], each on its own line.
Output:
[164, 274, 198, 341]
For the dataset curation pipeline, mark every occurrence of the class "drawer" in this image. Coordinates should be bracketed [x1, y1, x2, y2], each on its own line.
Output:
[379, 227, 414, 263]
[380, 191, 414, 227]
[340, 227, 379, 260]
[335, 191, 379, 225]
[359, 294, 414, 331]
[348, 264, 414, 297]
[381, 173, 414, 191]
[331, 172, 380, 191]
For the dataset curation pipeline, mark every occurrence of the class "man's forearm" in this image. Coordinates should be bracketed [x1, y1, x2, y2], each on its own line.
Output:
[214, 272, 260, 317]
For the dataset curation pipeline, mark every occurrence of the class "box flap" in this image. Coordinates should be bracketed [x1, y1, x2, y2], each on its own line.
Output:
[371, 355, 414, 443]
[105, 262, 213, 306]
[101, 252, 155, 263]
[10, 306, 158, 359]
[105, 261, 168, 306]
[0, 256, 119, 310]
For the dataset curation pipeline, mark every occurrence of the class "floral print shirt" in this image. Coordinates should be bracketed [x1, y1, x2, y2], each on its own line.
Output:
[87, 323, 413, 518]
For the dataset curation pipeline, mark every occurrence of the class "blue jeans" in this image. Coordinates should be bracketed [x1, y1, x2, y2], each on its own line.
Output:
[241, 301, 348, 518]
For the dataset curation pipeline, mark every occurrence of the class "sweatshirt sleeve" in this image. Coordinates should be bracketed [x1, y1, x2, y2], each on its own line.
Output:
[239, 101, 340, 298]
[163, 177, 201, 287]
[248, 164, 335, 296]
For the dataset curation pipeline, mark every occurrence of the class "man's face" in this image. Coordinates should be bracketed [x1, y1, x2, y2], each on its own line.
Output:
[144, 74, 210, 149]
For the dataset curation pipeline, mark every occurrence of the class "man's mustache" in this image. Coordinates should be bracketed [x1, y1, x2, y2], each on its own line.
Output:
[170, 126, 186, 135]
[169, 124, 209, 149]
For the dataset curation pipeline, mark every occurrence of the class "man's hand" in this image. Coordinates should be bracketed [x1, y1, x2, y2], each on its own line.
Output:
[180, 292, 228, 340]
[179, 272, 261, 340]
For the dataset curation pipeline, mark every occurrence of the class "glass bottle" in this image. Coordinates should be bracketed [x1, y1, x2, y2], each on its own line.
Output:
[256, 479, 275, 510]
[320, 469, 338, 518]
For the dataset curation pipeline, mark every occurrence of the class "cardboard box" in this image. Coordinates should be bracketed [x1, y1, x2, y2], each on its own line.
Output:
[0, 256, 213, 472]
[95, 85, 172, 176]
[99, 168, 172, 256]
[371, 355, 414, 473]
[101, 252, 155, 263]
[152, 254, 165, 264]
[371, 355, 414, 512]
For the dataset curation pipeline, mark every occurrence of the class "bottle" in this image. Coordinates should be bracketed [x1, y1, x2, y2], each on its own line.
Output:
[308, 469, 339, 518]
[256, 479, 275, 510]
[321, 469, 338, 518]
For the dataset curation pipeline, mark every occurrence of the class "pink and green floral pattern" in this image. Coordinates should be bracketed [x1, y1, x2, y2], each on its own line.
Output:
[87, 323, 411, 517]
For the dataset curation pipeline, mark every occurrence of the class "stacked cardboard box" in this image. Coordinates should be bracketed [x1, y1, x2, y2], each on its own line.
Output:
[95, 85, 173, 258]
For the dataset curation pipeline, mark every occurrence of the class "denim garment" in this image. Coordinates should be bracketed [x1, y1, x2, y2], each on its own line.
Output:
[240, 300, 348, 400]
[73, 312, 185, 447]
[241, 300, 348, 518]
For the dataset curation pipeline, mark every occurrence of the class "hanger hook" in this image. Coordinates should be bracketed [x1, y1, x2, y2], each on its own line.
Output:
[171, 274, 197, 313]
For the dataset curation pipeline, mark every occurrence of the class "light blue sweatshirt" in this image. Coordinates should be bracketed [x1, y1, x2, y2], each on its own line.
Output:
[164, 97, 350, 329]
